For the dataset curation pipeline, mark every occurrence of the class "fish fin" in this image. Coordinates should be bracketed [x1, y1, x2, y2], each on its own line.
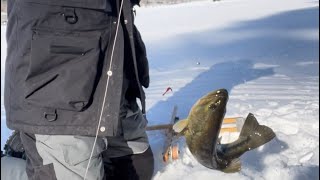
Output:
[240, 113, 276, 150]
[172, 119, 188, 133]
[222, 158, 241, 173]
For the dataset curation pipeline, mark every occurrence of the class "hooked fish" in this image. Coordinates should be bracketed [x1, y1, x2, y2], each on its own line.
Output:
[173, 89, 275, 173]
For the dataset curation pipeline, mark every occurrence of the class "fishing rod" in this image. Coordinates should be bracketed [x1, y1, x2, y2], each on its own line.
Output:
[84, 0, 124, 179]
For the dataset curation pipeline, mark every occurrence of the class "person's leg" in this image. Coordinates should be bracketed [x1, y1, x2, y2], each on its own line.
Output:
[104, 147, 154, 180]
[129, 147, 154, 180]
[20, 132, 106, 180]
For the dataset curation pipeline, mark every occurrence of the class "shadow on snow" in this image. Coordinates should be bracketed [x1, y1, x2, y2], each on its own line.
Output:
[147, 7, 319, 174]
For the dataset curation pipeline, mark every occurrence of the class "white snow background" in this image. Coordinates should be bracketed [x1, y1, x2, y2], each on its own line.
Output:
[1, 0, 319, 179]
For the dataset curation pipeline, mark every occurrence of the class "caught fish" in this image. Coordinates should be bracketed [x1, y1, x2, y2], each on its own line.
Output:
[173, 89, 275, 173]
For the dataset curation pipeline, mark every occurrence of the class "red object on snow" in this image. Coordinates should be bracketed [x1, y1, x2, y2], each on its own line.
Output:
[162, 87, 172, 96]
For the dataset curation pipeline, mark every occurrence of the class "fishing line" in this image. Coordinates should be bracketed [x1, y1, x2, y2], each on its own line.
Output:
[84, 0, 124, 179]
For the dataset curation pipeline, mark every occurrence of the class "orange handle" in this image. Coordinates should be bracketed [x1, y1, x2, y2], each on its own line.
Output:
[220, 127, 238, 133]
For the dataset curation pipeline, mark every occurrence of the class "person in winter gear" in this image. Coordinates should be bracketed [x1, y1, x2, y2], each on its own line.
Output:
[4, 0, 153, 179]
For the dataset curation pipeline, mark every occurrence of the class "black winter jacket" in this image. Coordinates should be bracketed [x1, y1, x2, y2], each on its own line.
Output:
[4, 0, 149, 136]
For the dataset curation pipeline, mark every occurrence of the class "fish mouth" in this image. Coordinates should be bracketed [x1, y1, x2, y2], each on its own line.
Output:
[209, 89, 228, 100]
[213, 89, 228, 97]
[207, 89, 228, 111]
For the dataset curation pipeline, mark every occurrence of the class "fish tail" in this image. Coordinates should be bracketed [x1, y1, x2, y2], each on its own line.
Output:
[240, 113, 276, 150]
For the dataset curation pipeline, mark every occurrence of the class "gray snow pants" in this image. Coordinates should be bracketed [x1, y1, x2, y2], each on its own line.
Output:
[1, 147, 154, 180]
[16, 107, 153, 180]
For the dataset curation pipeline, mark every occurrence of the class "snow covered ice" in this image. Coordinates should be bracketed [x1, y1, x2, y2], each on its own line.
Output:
[1, 0, 319, 179]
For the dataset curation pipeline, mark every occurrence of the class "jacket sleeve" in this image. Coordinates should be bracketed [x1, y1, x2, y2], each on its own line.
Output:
[133, 24, 150, 88]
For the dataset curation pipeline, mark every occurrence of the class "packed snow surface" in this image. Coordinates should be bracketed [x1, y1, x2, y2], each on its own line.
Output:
[1, 0, 319, 179]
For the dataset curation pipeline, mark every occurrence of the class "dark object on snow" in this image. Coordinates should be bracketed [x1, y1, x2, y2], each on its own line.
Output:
[162, 87, 173, 96]
[173, 89, 276, 173]
[3, 131, 26, 160]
